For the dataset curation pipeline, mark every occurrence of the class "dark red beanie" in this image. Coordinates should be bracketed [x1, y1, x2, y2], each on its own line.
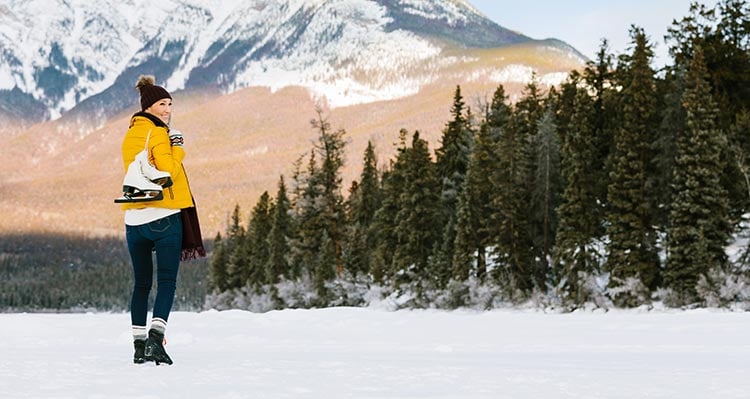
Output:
[135, 75, 172, 111]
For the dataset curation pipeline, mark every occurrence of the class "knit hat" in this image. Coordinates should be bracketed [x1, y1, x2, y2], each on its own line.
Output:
[135, 75, 171, 111]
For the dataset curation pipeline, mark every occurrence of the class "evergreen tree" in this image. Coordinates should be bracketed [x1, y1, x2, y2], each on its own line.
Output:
[343, 181, 367, 278]
[730, 111, 750, 268]
[491, 90, 534, 295]
[665, 2, 715, 67]
[731, 110, 750, 206]
[266, 176, 292, 285]
[515, 78, 545, 136]
[245, 191, 273, 289]
[583, 39, 617, 214]
[665, 47, 732, 305]
[311, 109, 347, 277]
[435, 86, 472, 191]
[371, 130, 410, 283]
[352, 141, 381, 228]
[605, 27, 661, 306]
[714, 0, 750, 219]
[289, 154, 306, 213]
[433, 86, 473, 287]
[530, 106, 562, 290]
[697, 0, 750, 128]
[653, 64, 686, 231]
[487, 84, 512, 141]
[550, 71, 583, 147]
[453, 121, 498, 281]
[287, 111, 346, 286]
[392, 131, 442, 289]
[554, 90, 602, 304]
[666, 0, 750, 219]
[209, 232, 229, 292]
[224, 204, 248, 290]
[451, 85, 512, 282]
[288, 150, 323, 280]
[315, 230, 337, 303]
[513, 79, 549, 290]
[662, 4, 716, 229]
[343, 141, 381, 277]
[515, 78, 545, 172]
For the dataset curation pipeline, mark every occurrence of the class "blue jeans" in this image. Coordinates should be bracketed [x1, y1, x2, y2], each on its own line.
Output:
[126, 213, 182, 328]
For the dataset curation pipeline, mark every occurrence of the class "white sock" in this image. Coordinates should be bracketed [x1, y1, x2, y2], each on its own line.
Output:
[151, 317, 167, 334]
[132, 325, 147, 341]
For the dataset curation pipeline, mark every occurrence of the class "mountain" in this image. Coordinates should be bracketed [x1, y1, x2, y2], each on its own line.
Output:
[0, 0, 586, 236]
[0, 0, 581, 128]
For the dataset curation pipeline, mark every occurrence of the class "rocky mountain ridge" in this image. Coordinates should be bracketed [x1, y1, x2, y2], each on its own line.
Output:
[0, 0, 582, 129]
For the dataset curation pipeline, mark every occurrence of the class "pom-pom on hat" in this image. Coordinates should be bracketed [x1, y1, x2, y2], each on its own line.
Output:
[135, 75, 172, 111]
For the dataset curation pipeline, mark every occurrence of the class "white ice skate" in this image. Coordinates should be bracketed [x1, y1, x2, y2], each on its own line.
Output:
[114, 129, 172, 204]
[114, 157, 165, 203]
[135, 149, 172, 188]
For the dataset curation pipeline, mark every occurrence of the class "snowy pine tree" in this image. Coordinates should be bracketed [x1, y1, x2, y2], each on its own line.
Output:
[245, 191, 273, 289]
[343, 141, 381, 277]
[225, 204, 249, 290]
[490, 85, 535, 296]
[530, 106, 561, 291]
[433, 86, 473, 287]
[392, 131, 442, 292]
[209, 232, 229, 292]
[266, 176, 293, 285]
[452, 85, 509, 281]
[605, 27, 661, 306]
[371, 130, 410, 284]
[554, 90, 602, 304]
[665, 46, 731, 305]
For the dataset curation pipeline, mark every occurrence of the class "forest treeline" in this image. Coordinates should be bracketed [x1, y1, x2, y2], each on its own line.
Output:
[0, 233, 209, 311]
[2, 1, 747, 313]
[207, 0, 750, 311]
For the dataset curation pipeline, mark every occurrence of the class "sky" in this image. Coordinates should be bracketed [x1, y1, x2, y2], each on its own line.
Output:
[469, 0, 720, 67]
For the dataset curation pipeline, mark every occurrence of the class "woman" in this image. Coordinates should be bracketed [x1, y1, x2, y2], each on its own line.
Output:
[121, 75, 193, 365]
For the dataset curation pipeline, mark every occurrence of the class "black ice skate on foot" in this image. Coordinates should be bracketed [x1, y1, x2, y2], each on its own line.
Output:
[144, 329, 173, 365]
[133, 339, 146, 364]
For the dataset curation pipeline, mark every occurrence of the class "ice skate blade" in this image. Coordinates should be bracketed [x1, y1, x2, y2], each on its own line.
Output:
[114, 191, 164, 203]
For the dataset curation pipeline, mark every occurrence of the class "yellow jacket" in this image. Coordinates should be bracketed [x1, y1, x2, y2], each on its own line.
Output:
[120, 112, 194, 210]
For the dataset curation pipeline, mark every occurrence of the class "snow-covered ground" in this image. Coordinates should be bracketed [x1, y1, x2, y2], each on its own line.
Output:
[1, 307, 748, 398]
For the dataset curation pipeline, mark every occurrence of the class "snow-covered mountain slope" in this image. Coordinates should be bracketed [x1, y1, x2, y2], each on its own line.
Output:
[0, 0, 582, 127]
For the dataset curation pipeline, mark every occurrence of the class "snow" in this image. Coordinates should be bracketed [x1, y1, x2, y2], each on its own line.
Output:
[727, 214, 750, 266]
[164, 0, 245, 90]
[231, 0, 442, 108]
[468, 64, 568, 90]
[1, 307, 749, 398]
[400, 0, 474, 26]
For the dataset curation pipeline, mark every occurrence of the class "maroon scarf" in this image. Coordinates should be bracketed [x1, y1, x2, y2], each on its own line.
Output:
[181, 203, 206, 261]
